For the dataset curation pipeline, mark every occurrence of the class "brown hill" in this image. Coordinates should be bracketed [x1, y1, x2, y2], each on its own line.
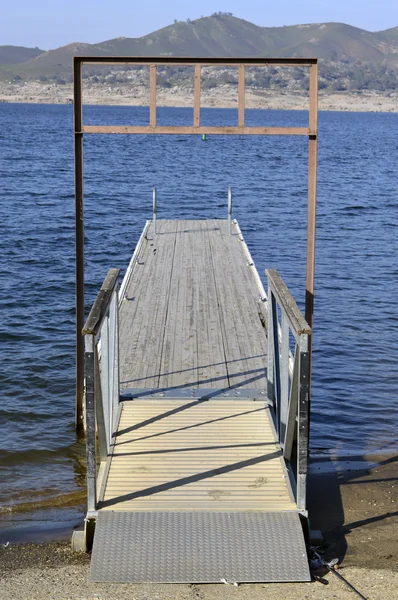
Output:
[1, 15, 398, 86]
[0, 45, 44, 65]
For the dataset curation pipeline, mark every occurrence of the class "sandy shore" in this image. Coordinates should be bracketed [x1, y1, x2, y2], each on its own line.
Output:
[1, 455, 397, 599]
[1, 81, 398, 112]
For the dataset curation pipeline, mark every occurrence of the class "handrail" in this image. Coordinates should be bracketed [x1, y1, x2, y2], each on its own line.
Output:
[266, 269, 311, 338]
[266, 269, 312, 512]
[82, 268, 120, 336]
[82, 268, 120, 514]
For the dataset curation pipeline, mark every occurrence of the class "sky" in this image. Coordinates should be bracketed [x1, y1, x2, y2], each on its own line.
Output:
[2, 0, 398, 49]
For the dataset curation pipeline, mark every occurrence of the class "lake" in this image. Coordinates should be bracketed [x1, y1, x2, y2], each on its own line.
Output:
[1, 103, 397, 537]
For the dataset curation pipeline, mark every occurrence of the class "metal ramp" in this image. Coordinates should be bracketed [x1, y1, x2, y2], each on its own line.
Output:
[89, 395, 311, 582]
[91, 511, 310, 583]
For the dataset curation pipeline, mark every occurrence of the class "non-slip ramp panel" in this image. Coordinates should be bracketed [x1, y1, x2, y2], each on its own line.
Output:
[90, 511, 310, 583]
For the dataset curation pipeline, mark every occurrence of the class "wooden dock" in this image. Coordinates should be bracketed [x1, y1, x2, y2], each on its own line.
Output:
[80, 218, 312, 583]
[119, 219, 267, 392]
[96, 219, 296, 515]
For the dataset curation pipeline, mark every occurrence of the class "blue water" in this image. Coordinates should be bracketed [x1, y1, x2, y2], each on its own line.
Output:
[1, 104, 398, 525]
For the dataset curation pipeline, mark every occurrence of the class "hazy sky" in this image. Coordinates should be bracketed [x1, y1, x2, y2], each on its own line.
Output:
[2, 0, 398, 49]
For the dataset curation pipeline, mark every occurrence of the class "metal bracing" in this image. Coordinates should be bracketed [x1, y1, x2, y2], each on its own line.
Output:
[266, 268, 312, 511]
[73, 55, 318, 432]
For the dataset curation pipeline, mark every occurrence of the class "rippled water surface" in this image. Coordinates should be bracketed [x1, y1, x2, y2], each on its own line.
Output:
[1, 104, 397, 525]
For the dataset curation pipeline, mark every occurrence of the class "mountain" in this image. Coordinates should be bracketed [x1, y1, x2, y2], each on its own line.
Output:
[1, 15, 398, 85]
[0, 45, 44, 65]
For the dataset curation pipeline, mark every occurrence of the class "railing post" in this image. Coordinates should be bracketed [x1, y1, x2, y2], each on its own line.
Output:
[267, 284, 275, 407]
[84, 335, 97, 512]
[283, 344, 299, 462]
[111, 285, 120, 432]
[100, 315, 110, 452]
[94, 347, 107, 461]
[228, 187, 232, 234]
[280, 312, 289, 446]
[153, 186, 157, 234]
[297, 334, 310, 511]
[271, 292, 282, 437]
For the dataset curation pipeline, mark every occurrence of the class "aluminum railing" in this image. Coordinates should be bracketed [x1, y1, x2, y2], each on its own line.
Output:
[266, 269, 312, 511]
[82, 268, 120, 514]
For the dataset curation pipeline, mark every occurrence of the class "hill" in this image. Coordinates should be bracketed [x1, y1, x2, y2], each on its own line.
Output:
[0, 45, 44, 65]
[1, 14, 398, 92]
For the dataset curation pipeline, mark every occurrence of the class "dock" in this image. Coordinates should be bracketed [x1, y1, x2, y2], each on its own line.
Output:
[73, 56, 318, 584]
[81, 218, 312, 583]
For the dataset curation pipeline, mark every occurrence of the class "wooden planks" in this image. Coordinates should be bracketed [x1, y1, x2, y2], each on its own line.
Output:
[119, 219, 267, 391]
[101, 400, 295, 512]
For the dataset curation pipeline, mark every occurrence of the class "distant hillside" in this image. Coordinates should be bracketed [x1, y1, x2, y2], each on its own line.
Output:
[0, 45, 44, 65]
[1, 14, 398, 91]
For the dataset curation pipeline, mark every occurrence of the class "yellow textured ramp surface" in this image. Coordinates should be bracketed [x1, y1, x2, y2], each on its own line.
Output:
[100, 400, 296, 512]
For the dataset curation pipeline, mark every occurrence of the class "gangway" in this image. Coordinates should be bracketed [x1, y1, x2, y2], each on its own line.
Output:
[73, 57, 318, 584]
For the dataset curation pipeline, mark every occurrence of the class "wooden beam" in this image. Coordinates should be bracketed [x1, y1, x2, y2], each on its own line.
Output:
[238, 65, 245, 127]
[73, 57, 85, 435]
[150, 64, 156, 127]
[82, 125, 310, 136]
[75, 56, 318, 67]
[309, 62, 318, 136]
[194, 64, 201, 128]
[306, 63, 319, 330]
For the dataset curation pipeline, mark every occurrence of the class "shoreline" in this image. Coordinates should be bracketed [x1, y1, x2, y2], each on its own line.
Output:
[1, 455, 397, 598]
[0, 543, 396, 600]
[1, 453, 397, 548]
[1, 82, 398, 112]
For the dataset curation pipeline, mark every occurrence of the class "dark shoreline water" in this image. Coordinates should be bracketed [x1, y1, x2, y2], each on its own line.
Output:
[1, 104, 397, 538]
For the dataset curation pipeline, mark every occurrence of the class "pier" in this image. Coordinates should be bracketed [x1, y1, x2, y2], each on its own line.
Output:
[73, 57, 318, 583]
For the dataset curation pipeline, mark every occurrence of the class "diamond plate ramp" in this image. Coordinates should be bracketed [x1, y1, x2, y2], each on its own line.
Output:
[90, 511, 310, 583]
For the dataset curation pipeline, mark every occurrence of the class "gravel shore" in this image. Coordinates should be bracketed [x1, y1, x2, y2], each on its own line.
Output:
[1, 81, 398, 112]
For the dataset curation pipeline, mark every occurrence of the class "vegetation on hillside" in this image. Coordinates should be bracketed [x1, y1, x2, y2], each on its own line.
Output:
[1, 15, 398, 92]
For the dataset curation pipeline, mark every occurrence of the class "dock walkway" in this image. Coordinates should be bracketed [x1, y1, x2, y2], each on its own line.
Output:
[101, 219, 294, 513]
[119, 219, 267, 392]
[82, 218, 312, 583]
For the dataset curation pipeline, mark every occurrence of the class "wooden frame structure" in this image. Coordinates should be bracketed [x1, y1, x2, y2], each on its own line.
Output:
[73, 56, 318, 431]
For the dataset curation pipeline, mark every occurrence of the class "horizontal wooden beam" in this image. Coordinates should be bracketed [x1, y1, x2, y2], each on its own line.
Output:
[74, 56, 317, 67]
[82, 125, 310, 136]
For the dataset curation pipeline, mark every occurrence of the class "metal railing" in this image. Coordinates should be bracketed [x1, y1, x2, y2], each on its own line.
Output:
[266, 269, 312, 511]
[82, 268, 120, 513]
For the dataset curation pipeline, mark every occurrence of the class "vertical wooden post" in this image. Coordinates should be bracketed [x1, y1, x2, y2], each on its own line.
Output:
[150, 64, 156, 127]
[238, 65, 245, 128]
[306, 61, 318, 331]
[305, 61, 318, 440]
[74, 57, 85, 434]
[194, 64, 201, 128]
